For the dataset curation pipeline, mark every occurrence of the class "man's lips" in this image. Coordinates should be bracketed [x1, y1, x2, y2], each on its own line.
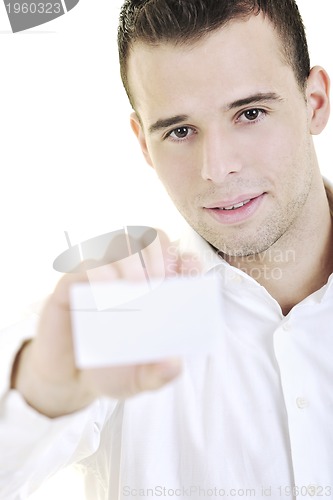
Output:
[203, 193, 266, 225]
[204, 193, 265, 210]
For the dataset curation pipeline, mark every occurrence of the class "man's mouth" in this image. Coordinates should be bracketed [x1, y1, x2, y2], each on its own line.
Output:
[204, 193, 266, 225]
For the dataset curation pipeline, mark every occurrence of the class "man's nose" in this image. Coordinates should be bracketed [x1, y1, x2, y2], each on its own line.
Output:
[200, 129, 242, 183]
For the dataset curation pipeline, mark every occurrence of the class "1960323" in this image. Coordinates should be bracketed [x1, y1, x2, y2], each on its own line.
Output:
[277, 485, 332, 497]
[5, 2, 62, 14]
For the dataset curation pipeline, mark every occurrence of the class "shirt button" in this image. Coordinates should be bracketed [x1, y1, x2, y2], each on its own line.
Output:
[232, 275, 243, 284]
[93, 422, 100, 433]
[296, 397, 309, 409]
[282, 322, 290, 331]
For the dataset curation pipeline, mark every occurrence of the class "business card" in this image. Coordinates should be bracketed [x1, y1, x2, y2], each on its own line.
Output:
[70, 275, 224, 367]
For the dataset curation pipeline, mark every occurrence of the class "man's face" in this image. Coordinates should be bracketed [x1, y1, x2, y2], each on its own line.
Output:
[128, 15, 318, 257]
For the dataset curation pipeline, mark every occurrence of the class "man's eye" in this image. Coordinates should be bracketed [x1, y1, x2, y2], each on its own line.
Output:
[238, 108, 266, 123]
[245, 109, 261, 120]
[173, 127, 189, 138]
[167, 126, 195, 141]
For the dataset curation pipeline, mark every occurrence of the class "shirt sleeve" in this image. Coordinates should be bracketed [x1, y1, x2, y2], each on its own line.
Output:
[0, 318, 116, 498]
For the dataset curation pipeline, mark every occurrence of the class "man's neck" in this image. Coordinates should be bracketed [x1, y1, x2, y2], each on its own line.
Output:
[223, 179, 333, 316]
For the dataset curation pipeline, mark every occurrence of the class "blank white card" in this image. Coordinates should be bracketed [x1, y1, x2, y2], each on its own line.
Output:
[70, 275, 224, 368]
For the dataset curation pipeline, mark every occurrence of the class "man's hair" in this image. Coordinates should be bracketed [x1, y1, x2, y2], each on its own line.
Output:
[118, 0, 310, 108]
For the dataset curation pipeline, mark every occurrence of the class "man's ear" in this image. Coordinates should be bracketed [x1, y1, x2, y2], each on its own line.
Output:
[130, 112, 154, 168]
[306, 66, 330, 135]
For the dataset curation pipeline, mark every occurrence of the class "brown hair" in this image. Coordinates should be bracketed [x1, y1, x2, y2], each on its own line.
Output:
[118, 0, 310, 108]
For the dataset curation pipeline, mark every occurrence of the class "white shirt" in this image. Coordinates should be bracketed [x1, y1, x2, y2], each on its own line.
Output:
[1, 183, 333, 500]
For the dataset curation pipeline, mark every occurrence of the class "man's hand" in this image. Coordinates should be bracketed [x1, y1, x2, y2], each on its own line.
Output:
[11, 230, 200, 418]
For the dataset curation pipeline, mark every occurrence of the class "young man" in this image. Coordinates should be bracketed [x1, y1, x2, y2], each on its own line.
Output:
[1, 1, 332, 498]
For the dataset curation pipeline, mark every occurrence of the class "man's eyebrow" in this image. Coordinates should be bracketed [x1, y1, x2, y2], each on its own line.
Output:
[225, 92, 284, 111]
[148, 115, 189, 134]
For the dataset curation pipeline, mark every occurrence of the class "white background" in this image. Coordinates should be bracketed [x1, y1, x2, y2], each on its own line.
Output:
[0, 1, 332, 497]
